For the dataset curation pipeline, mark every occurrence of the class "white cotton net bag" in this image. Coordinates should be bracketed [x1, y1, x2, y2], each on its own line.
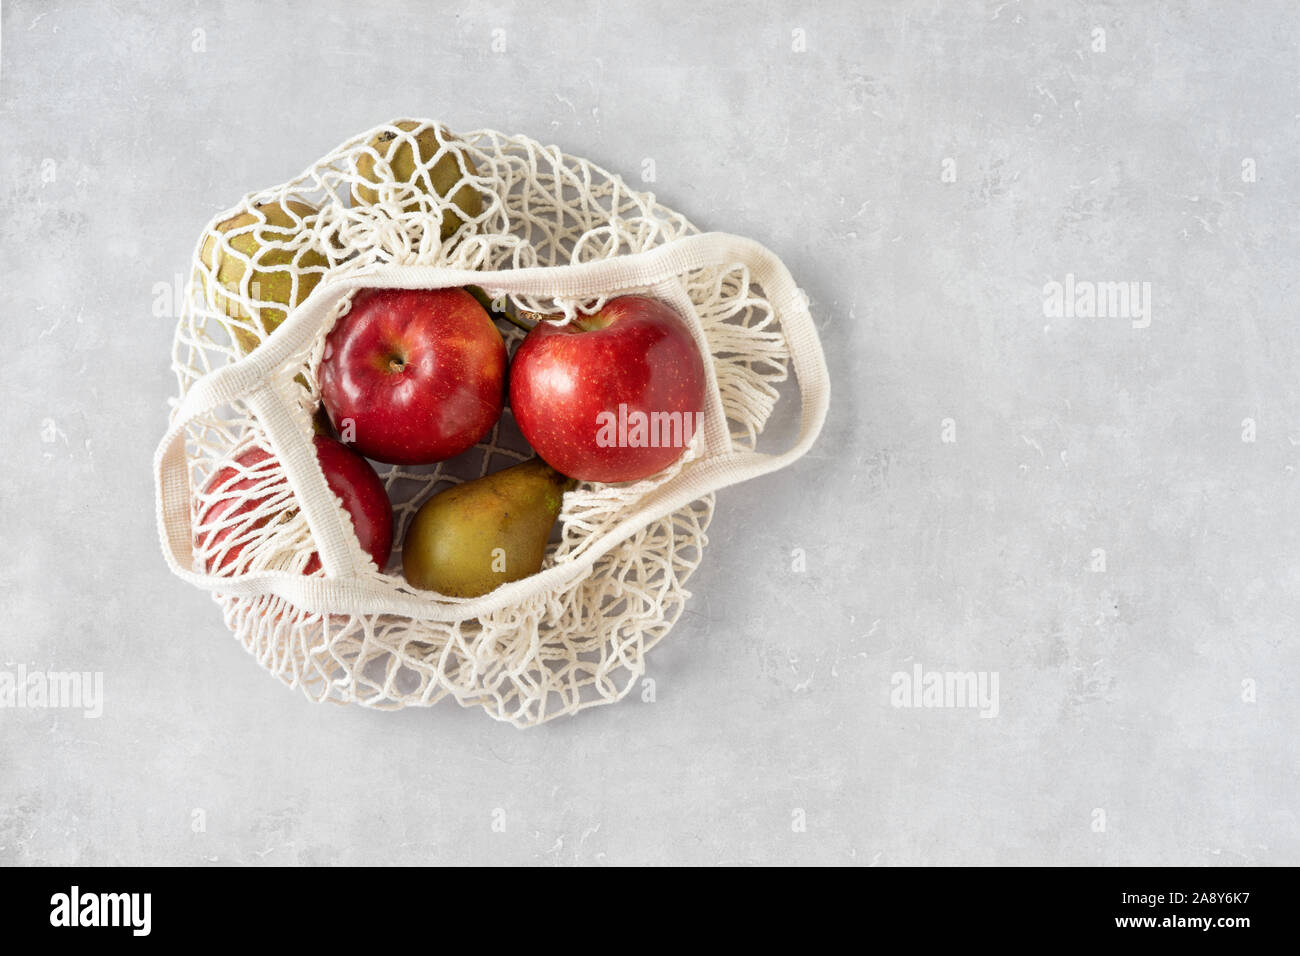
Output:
[153, 119, 830, 727]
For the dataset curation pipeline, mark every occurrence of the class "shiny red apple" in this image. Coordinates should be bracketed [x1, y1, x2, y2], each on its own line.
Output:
[318, 287, 506, 465]
[195, 434, 393, 574]
[509, 295, 708, 483]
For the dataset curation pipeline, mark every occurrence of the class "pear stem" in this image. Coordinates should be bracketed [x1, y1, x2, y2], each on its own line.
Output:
[502, 308, 545, 332]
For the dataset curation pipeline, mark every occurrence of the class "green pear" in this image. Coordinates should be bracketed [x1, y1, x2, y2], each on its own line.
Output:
[352, 120, 483, 240]
[403, 459, 577, 597]
[198, 199, 329, 354]
[311, 405, 334, 437]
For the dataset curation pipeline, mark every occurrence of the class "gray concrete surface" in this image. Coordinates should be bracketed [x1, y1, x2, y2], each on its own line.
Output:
[1, 0, 1297, 865]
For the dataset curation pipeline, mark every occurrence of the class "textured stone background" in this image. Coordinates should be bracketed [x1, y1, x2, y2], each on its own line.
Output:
[1, 0, 1297, 865]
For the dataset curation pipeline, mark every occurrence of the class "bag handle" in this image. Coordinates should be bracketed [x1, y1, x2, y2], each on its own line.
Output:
[154, 232, 830, 618]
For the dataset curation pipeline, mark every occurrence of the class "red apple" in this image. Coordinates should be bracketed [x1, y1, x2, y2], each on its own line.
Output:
[318, 287, 506, 465]
[195, 434, 394, 574]
[509, 295, 708, 483]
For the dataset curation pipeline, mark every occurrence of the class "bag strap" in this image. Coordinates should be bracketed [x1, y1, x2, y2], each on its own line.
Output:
[154, 232, 830, 619]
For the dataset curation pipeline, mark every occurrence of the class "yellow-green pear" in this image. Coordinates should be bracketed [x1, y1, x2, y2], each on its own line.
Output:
[352, 120, 483, 241]
[198, 199, 329, 354]
[403, 459, 576, 597]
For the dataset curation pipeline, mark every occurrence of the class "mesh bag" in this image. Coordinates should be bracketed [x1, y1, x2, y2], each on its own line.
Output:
[153, 120, 830, 727]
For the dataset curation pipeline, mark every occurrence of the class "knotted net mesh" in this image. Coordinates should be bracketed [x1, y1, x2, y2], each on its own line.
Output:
[169, 120, 791, 726]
